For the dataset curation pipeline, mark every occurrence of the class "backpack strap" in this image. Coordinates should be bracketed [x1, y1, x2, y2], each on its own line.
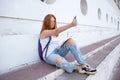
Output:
[42, 36, 51, 59]
[38, 36, 51, 61]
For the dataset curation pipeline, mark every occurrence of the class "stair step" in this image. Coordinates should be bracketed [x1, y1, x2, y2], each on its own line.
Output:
[0, 62, 58, 80]
[86, 38, 120, 80]
[55, 37, 120, 80]
[0, 35, 120, 80]
[109, 57, 120, 80]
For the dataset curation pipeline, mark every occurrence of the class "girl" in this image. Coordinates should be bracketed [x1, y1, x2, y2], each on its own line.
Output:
[40, 14, 96, 75]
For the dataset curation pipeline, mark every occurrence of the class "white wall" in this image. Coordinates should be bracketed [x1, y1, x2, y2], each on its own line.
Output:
[0, 35, 39, 74]
[0, 0, 120, 75]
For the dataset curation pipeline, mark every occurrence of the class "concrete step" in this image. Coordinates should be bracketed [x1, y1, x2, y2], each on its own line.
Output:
[86, 37, 120, 80]
[108, 57, 120, 80]
[0, 35, 120, 80]
[55, 36, 120, 80]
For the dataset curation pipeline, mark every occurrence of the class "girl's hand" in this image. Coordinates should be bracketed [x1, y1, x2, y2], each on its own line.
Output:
[71, 19, 77, 27]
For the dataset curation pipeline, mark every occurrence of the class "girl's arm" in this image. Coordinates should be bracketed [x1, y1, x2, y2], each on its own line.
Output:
[40, 19, 77, 39]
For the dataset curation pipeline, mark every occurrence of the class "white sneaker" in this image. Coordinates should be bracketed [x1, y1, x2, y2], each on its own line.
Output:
[78, 64, 97, 75]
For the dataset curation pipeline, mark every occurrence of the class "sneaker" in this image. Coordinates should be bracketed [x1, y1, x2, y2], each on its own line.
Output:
[78, 64, 97, 75]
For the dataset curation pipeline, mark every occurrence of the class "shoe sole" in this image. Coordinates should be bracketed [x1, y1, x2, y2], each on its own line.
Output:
[79, 70, 97, 75]
[85, 71, 97, 75]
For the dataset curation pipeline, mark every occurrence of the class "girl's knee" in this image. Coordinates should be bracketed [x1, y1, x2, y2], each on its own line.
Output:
[56, 57, 74, 73]
[56, 56, 63, 63]
[65, 38, 75, 45]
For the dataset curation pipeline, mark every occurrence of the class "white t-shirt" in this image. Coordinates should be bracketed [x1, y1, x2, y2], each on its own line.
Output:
[40, 36, 59, 60]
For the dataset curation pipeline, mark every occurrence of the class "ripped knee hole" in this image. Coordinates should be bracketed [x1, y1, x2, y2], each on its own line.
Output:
[56, 56, 63, 63]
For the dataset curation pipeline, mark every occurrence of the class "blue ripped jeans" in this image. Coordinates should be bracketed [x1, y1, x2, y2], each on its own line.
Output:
[44, 44, 85, 73]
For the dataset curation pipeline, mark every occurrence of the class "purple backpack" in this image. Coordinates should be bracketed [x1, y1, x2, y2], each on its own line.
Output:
[38, 36, 51, 61]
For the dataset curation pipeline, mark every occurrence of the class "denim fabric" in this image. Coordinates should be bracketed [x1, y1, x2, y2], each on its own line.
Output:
[44, 44, 85, 73]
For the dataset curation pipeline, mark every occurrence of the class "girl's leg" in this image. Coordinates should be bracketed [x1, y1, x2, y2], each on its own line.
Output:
[61, 38, 97, 75]
[45, 38, 96, 74]
[58, 38, 85, 64]
[45, 53, 74, 73]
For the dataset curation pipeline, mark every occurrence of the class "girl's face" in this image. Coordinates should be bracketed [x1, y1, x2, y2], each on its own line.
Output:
[50, 17, 55, 29]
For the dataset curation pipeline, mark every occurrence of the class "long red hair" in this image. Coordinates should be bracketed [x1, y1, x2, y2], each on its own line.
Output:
[40, 14, 57, 33]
